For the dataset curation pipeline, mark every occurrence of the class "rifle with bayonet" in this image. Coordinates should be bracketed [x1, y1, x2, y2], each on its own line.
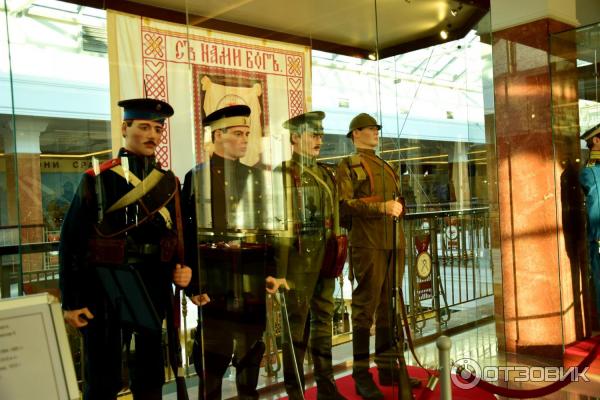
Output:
[166, 186, 189, 400]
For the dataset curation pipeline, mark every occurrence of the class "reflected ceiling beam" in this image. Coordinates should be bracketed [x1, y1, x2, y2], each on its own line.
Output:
[410, 58, 429, 74]
[452, 69, 466, 82]
[433, 56, 457, 78]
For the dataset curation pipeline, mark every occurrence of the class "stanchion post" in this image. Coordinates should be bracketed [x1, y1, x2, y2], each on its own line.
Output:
[436, 335, 452, 400]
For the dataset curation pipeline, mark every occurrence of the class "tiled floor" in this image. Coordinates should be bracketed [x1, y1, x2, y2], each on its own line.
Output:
[149, 321, 600, 399]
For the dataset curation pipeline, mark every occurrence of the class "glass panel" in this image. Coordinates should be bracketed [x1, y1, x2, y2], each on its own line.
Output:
[172, 1, 382, 396]
[3, 0, 111, 304]
[2, 0, 112, 392]
[0, 0, 20, 299]
[1, 0, 504, 398]
[551, 22, 600, 335]
[374, 8, 500, 393]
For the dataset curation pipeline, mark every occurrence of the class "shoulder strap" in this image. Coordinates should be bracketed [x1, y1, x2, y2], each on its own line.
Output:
[317, 162, 336, 185]
[318, 163, 341, 235]
[382, 159, 400, 193]
[289, 160, 334, 206]
[348, 155, 367, 181]
[106, 166, 173, 229]
[359, 151, 400, 194]
[351, 154, 376, 195]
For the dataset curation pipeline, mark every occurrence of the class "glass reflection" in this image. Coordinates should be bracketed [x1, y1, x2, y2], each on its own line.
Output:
[183, 105, 276, 400]
[277, 111, 344, 399]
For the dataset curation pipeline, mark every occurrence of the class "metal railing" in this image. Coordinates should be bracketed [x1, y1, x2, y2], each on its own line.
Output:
[404, 206, 494, 337]
[0, 224, 61, 297]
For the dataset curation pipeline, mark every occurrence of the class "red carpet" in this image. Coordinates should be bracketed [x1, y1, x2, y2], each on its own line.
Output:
[563, 334, 600, 376]
[287, 366, 495, 399]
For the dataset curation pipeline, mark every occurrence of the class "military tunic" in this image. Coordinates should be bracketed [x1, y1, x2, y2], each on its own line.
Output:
[276, 152, 337, 397]
[337, 148, 406, 368]
[182, 153, 273, 400]
[59, 148, 179, 400]
[580, 162, 600, 314]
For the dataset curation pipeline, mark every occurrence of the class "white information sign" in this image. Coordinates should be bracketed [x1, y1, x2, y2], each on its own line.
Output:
[0, 293, 78, 400]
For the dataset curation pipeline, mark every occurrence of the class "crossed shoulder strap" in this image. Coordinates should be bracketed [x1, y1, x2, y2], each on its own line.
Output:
[107, 165, 173, 229]
[359, 151, 400, 192]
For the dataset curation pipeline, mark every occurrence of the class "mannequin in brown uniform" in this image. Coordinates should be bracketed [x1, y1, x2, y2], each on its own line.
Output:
[337, 113, 419, 400]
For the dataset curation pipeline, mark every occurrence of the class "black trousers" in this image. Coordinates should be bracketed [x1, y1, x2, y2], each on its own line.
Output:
[82, 314, 164, 400]
[82, 262, 169, 400]
[194, 316, 265, 400]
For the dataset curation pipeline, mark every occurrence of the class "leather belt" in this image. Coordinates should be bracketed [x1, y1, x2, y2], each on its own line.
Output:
[126, 243, 160, 256]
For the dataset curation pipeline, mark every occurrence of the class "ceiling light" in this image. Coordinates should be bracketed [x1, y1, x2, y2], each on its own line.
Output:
[440, 24, 452, 40]
[368, 52, 377, 61]
[450, 3, 463, 17]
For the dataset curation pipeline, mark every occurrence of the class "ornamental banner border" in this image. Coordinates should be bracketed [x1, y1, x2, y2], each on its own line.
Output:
[109, 11, 311, 172]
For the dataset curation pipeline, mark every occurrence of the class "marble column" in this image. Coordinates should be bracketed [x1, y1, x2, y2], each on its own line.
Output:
[491, 0, 589, 359]
[5, 117, 48, 275]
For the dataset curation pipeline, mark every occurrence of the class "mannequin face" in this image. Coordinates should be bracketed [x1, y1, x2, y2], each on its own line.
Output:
[214, 125, 250, 160]
[352, 126, 379, 149]
[592, 136, 600, 151]
[292, 125, 324, 157]
[122, 119, 164, 156]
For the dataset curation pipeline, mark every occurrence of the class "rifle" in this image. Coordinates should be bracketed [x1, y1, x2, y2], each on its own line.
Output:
[390, 193, 414, 400]
[166, 186, 189, 400]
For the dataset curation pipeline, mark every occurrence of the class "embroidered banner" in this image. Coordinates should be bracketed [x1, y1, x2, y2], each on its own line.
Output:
[107, 11, 311, 173]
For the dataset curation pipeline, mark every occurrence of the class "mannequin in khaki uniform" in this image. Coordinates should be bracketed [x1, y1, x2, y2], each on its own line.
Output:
[337, 113, 419, 400]
[277, 111, 346, 400]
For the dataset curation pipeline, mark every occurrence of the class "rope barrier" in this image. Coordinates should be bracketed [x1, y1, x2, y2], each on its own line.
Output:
[455, 341, 600, 399]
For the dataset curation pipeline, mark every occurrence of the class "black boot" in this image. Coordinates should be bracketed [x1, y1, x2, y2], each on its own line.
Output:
[235, 340, 265, 400]
[352, 328, 383, 400]
[311, 336, 347, 400]
[199, 351, 231, 400]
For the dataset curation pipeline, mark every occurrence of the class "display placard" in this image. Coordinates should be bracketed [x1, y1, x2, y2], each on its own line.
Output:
[0, 293, 78, 400]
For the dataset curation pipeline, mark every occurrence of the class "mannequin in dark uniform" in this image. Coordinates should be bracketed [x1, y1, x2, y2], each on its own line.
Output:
[580, 122, 600, 320]
[277, 111, 346, 400]
[59, 98, 192, 400]
[183, 105, 276, 400]
[337, 113, 419, 400]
